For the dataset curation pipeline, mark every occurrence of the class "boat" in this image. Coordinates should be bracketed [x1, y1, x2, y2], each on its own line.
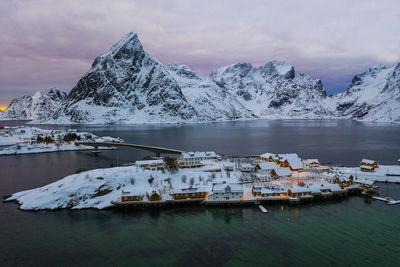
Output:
[258, 205, 268, 213]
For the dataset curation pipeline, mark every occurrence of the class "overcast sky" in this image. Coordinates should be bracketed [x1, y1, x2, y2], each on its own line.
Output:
[0, 0, 399, 107]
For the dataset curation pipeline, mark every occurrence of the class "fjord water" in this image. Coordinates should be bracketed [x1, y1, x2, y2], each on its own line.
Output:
[1, 120, 400, 266]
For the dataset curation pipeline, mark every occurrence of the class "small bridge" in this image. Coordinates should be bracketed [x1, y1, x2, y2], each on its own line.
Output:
[75, 141, 184, 157]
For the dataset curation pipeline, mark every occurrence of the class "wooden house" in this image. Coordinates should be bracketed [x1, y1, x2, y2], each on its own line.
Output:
[360, 159, 379, 169]
[252, 186, 262, 196]
[209, 183, 243, 201]
[147, 191, 161, 201]
[270, 167, 292, 178]
[255, 162, 276, 174]
[281, 158, 305, 171]
[260, 188, 287, 198]
[306, 159, 320, 167]
[121, 191, 142, 202]
[360, 165, 375, 172]
[287, 188, 312, 198]
[170, 188, 208, 200]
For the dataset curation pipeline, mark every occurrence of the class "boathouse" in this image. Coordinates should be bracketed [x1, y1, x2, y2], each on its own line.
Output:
[170, 188, 208, 200]
[147, 191, 161, 201]
[260, 188, 287, 198]
[209, 183, 243, 201]
[135, 159, 165, 171]
[121, 191, 142, 202]
[287, 188, 313, 198]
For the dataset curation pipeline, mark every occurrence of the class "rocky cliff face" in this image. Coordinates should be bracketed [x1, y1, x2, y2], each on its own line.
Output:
[210, 60, 329, 119]
[0, 88, 66, 120]
[49, 33, 198, 124]
[334, 64, 400, 122]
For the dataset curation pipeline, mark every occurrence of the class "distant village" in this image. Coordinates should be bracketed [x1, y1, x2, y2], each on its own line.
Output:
[0, 126, 122, 155]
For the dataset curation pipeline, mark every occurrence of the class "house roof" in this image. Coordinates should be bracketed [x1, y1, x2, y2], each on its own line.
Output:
[181, 151, 218, 159]
[361, 159, 377, 164]
[257, 162, 276, 170]
[212, 183, 243, 193]
[272, 167, 292, 176]
[360, 165, 375, 170]
[135, 159, 164, 166]
[172, 187, 209, 194]
[285, 158, 304, 170]
[240, 163, 254, 168]
[289, 187, 312, 193]
[260, 188, 286, 194]
[259, 152, 274, 159]
[278, 153, 300, 160]
[306, 159, 319, 164]
[354, 179, 375, 186]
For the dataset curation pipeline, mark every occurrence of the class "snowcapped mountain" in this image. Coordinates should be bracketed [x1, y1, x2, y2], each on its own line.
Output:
[7, 32, 397, 124]
[210, 61, 329, 119]
[49, 33, 199, 124]
[0, 88, 66, 120]
[333, 64, 400, 122]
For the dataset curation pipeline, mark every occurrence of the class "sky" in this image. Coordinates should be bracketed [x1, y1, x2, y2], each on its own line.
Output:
[0, 0, 399, 108]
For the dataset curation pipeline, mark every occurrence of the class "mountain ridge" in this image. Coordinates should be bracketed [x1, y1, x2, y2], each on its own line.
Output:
[1, 32, 399, 123]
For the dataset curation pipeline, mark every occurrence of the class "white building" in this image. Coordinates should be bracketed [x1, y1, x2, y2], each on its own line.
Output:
[239, 163, 255, 172]
[135, 159, 165, 171]
[178, 151, 221, 168]
[223, 162, 235, 171]
[209, 183, 244, 201]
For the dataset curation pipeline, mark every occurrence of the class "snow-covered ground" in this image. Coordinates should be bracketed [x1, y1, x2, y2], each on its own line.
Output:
[0, 126, 122, 155]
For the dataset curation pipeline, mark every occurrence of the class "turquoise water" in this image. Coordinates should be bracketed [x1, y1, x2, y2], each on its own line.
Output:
[1, 120, 400, 266]
[1, 198, 399, 266]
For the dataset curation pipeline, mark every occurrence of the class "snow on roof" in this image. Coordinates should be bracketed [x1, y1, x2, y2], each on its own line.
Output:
[354, 179, 375, 186]
[322, 172, 338, 178]
[278, 153, 299, 160]
[181, 151, 218, 159]
[360, 165, 374, 170]
[306, 159, 319, 164]
[361, 159, 377, 164]
[290, 187, 312, 193]
[286, 158, 304, 170]
[212, 183, 243, 193]
[259, 152, 274, 158]
[240, 163, 254, 168]
[223, 162, 235, 167]
[257, 162, 276, 170]
[135, 159, 164, 166]
[260, 188, 286, 194]
[323, 184, 342, 192]
[272, 167, 292, 176]
[172, 187, 209, 194]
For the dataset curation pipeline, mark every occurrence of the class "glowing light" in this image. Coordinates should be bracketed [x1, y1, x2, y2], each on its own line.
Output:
[0, 106, 7, 111]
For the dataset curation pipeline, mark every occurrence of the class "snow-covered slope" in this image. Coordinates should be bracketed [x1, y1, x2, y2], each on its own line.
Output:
[166, 64, 255, 120]
[334, 64, 400, 122]
[210, 61, 329, 119]
[0, 88, 66, 120]
[47, 33, 199, 124]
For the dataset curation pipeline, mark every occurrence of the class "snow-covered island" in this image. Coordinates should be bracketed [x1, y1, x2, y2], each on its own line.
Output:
[6, 151, 400, 210]
[0, 126, 123, 155]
